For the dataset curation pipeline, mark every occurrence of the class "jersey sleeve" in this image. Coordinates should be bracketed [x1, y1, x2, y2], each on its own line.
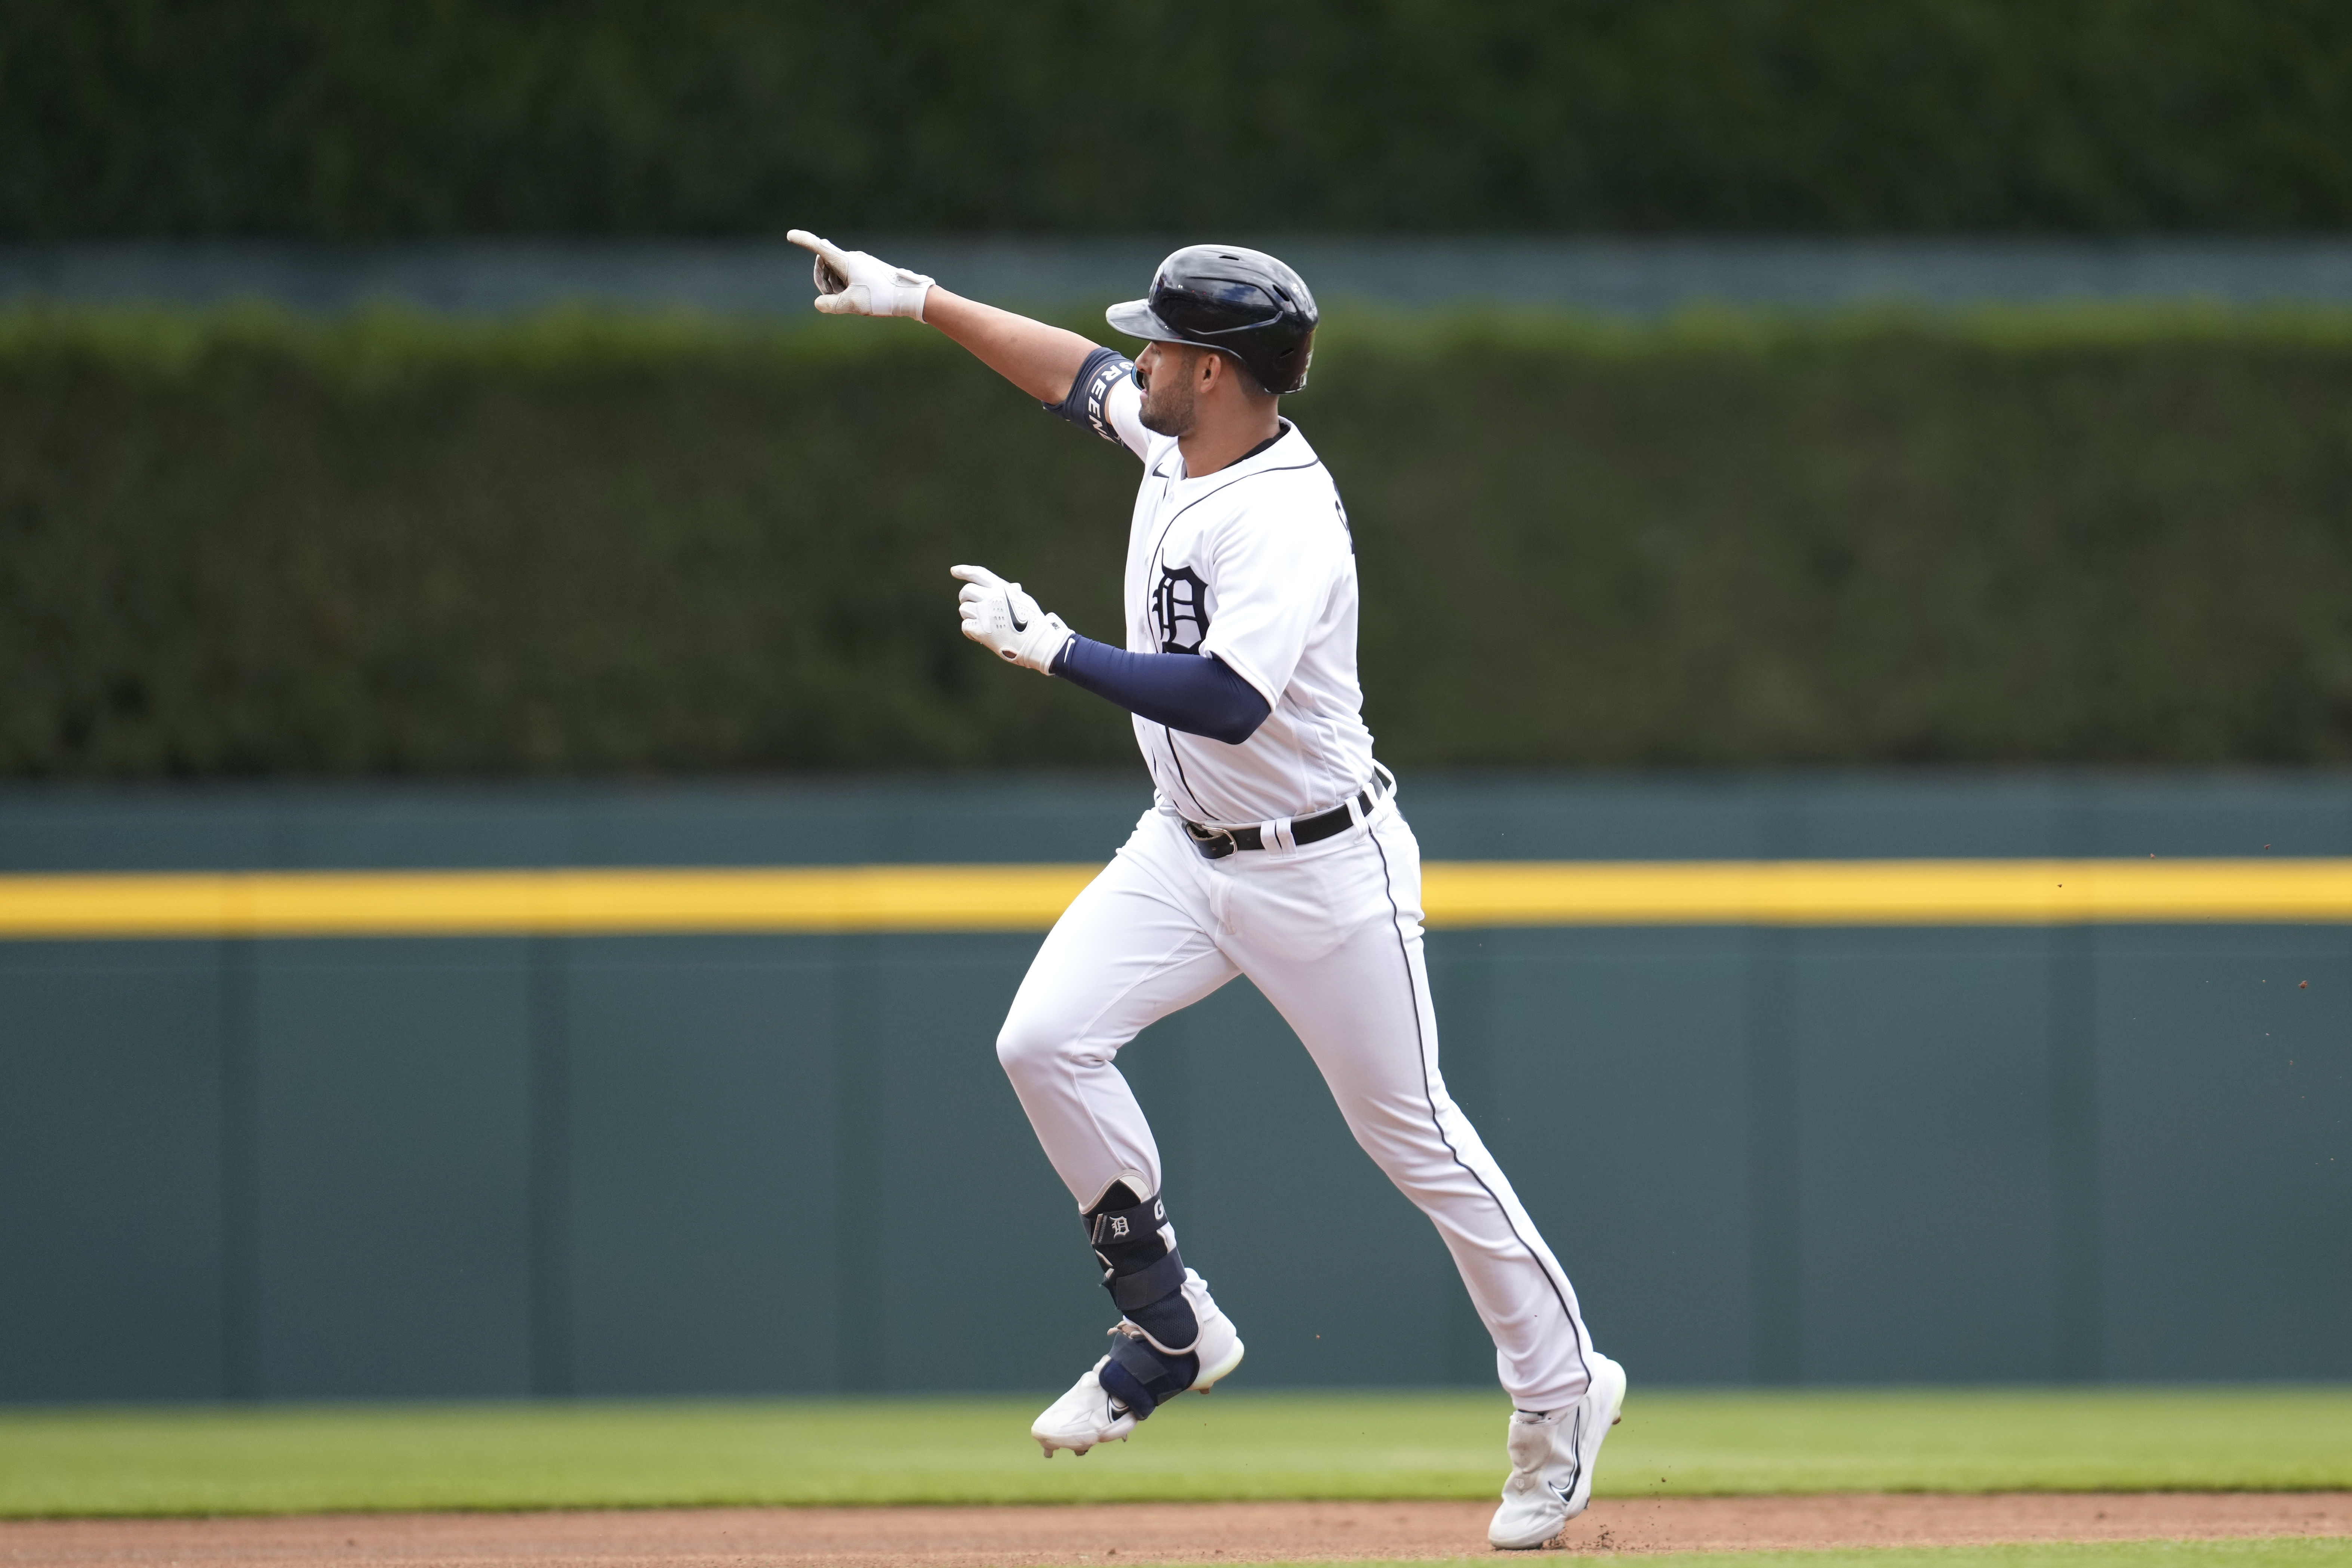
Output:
[1041, 345, 1150, 460]
[1194, 481, 1349, 711]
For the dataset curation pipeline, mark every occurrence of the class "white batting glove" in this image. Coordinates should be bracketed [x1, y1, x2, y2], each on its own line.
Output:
[953, 564, 1074, 674]
[786, 229, 935, 319]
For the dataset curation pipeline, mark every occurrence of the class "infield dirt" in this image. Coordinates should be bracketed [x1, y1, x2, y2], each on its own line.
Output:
[3, 1493, 2347, 1566]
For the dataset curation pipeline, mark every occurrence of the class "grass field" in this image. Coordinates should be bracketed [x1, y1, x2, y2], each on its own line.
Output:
[3, 1386, 2346, 1518]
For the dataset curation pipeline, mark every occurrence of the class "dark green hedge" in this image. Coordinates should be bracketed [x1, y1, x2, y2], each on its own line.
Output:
[7, 1, 2352, 237]
[2, 304, 2350, 776]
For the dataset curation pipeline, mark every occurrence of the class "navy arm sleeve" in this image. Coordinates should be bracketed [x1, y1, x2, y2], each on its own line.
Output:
[1050, 635, 1272, 745]
[1041, 346, 1136, 446]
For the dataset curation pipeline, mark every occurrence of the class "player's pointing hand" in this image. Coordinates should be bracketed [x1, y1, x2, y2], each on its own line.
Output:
[953, 564, 1074, 673]
[786, 229, 935, 319]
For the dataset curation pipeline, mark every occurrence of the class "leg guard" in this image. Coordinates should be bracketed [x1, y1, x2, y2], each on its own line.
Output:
[1083, 1184, 1202, 1421]
[1086, 1187, 1200, 1354]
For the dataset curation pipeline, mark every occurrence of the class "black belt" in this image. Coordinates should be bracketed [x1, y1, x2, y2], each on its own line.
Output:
[1182, 783, 1381, 860]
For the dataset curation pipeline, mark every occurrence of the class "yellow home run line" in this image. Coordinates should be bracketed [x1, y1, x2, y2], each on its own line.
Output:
[0, 859, 2346, 939]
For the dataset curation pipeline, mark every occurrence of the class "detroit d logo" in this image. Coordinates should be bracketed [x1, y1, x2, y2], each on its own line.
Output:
[1107, 1216, 1130, 1238]
[1151, 566, 1210, 654]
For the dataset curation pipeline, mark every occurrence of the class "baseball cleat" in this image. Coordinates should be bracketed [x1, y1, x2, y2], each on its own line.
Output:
[1029, 1355, 1136, 1457]
[1487, 1351, 1628, 1549]
[1032, 1282, 1243, 1457]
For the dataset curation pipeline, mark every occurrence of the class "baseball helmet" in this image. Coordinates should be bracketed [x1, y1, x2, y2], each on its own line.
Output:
[1106, 244, 1318, 395]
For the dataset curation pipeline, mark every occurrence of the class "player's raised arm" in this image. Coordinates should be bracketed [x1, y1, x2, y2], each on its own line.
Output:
[785, 229, 1097, 404]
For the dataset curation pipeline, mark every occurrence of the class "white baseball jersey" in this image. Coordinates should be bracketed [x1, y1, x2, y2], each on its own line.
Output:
[1086, 363, 1378, 827]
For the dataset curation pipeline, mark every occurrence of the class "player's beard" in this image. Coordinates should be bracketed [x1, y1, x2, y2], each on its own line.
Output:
[1136, 362, 1198, 438]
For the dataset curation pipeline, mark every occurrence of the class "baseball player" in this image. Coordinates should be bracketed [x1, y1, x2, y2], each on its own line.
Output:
[786, 231, 1626, 1550]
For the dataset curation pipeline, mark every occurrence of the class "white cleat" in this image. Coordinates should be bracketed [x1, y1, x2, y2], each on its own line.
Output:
[1031, 1273, 1244, 1457]
[1487, 1351, 1628, 1549]
[1029, 1354, 1135, 1457]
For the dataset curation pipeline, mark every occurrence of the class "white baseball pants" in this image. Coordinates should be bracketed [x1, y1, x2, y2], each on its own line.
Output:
[995, 795, 1599, 1411]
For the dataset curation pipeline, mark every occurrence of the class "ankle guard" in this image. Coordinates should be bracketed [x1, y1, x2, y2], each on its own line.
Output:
[1098, 1327, 1200, 1420]
[1086, 1190, 1200, 1355]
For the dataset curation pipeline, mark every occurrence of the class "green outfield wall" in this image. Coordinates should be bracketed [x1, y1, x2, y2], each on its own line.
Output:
[1, 772, 2345, 1404]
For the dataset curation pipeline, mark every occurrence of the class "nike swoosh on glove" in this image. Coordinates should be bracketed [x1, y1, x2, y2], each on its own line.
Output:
[786, 229, 935, 319]
[952, 564, 1074, 673]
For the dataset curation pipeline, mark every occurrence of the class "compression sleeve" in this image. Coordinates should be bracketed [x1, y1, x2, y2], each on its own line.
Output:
[1050, 635, 1272, 745]
[1042, 346, 1139, 447]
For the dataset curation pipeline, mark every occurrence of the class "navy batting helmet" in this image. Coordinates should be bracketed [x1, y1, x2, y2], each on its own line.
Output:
[1105, 245, 1318, 395]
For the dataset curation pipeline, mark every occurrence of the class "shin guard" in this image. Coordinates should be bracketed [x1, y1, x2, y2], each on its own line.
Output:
[1086, 1188, 1200, 1354]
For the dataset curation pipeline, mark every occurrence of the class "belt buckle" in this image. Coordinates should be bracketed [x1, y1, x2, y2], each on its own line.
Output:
[1182, 819, 1239, 859]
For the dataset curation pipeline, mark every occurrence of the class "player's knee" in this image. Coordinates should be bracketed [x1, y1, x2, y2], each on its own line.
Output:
[994, 1010, 1065, 1085]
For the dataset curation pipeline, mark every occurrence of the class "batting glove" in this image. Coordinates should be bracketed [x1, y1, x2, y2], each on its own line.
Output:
[953, 564, 1074, 674]
[786, 229, 935, 320]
